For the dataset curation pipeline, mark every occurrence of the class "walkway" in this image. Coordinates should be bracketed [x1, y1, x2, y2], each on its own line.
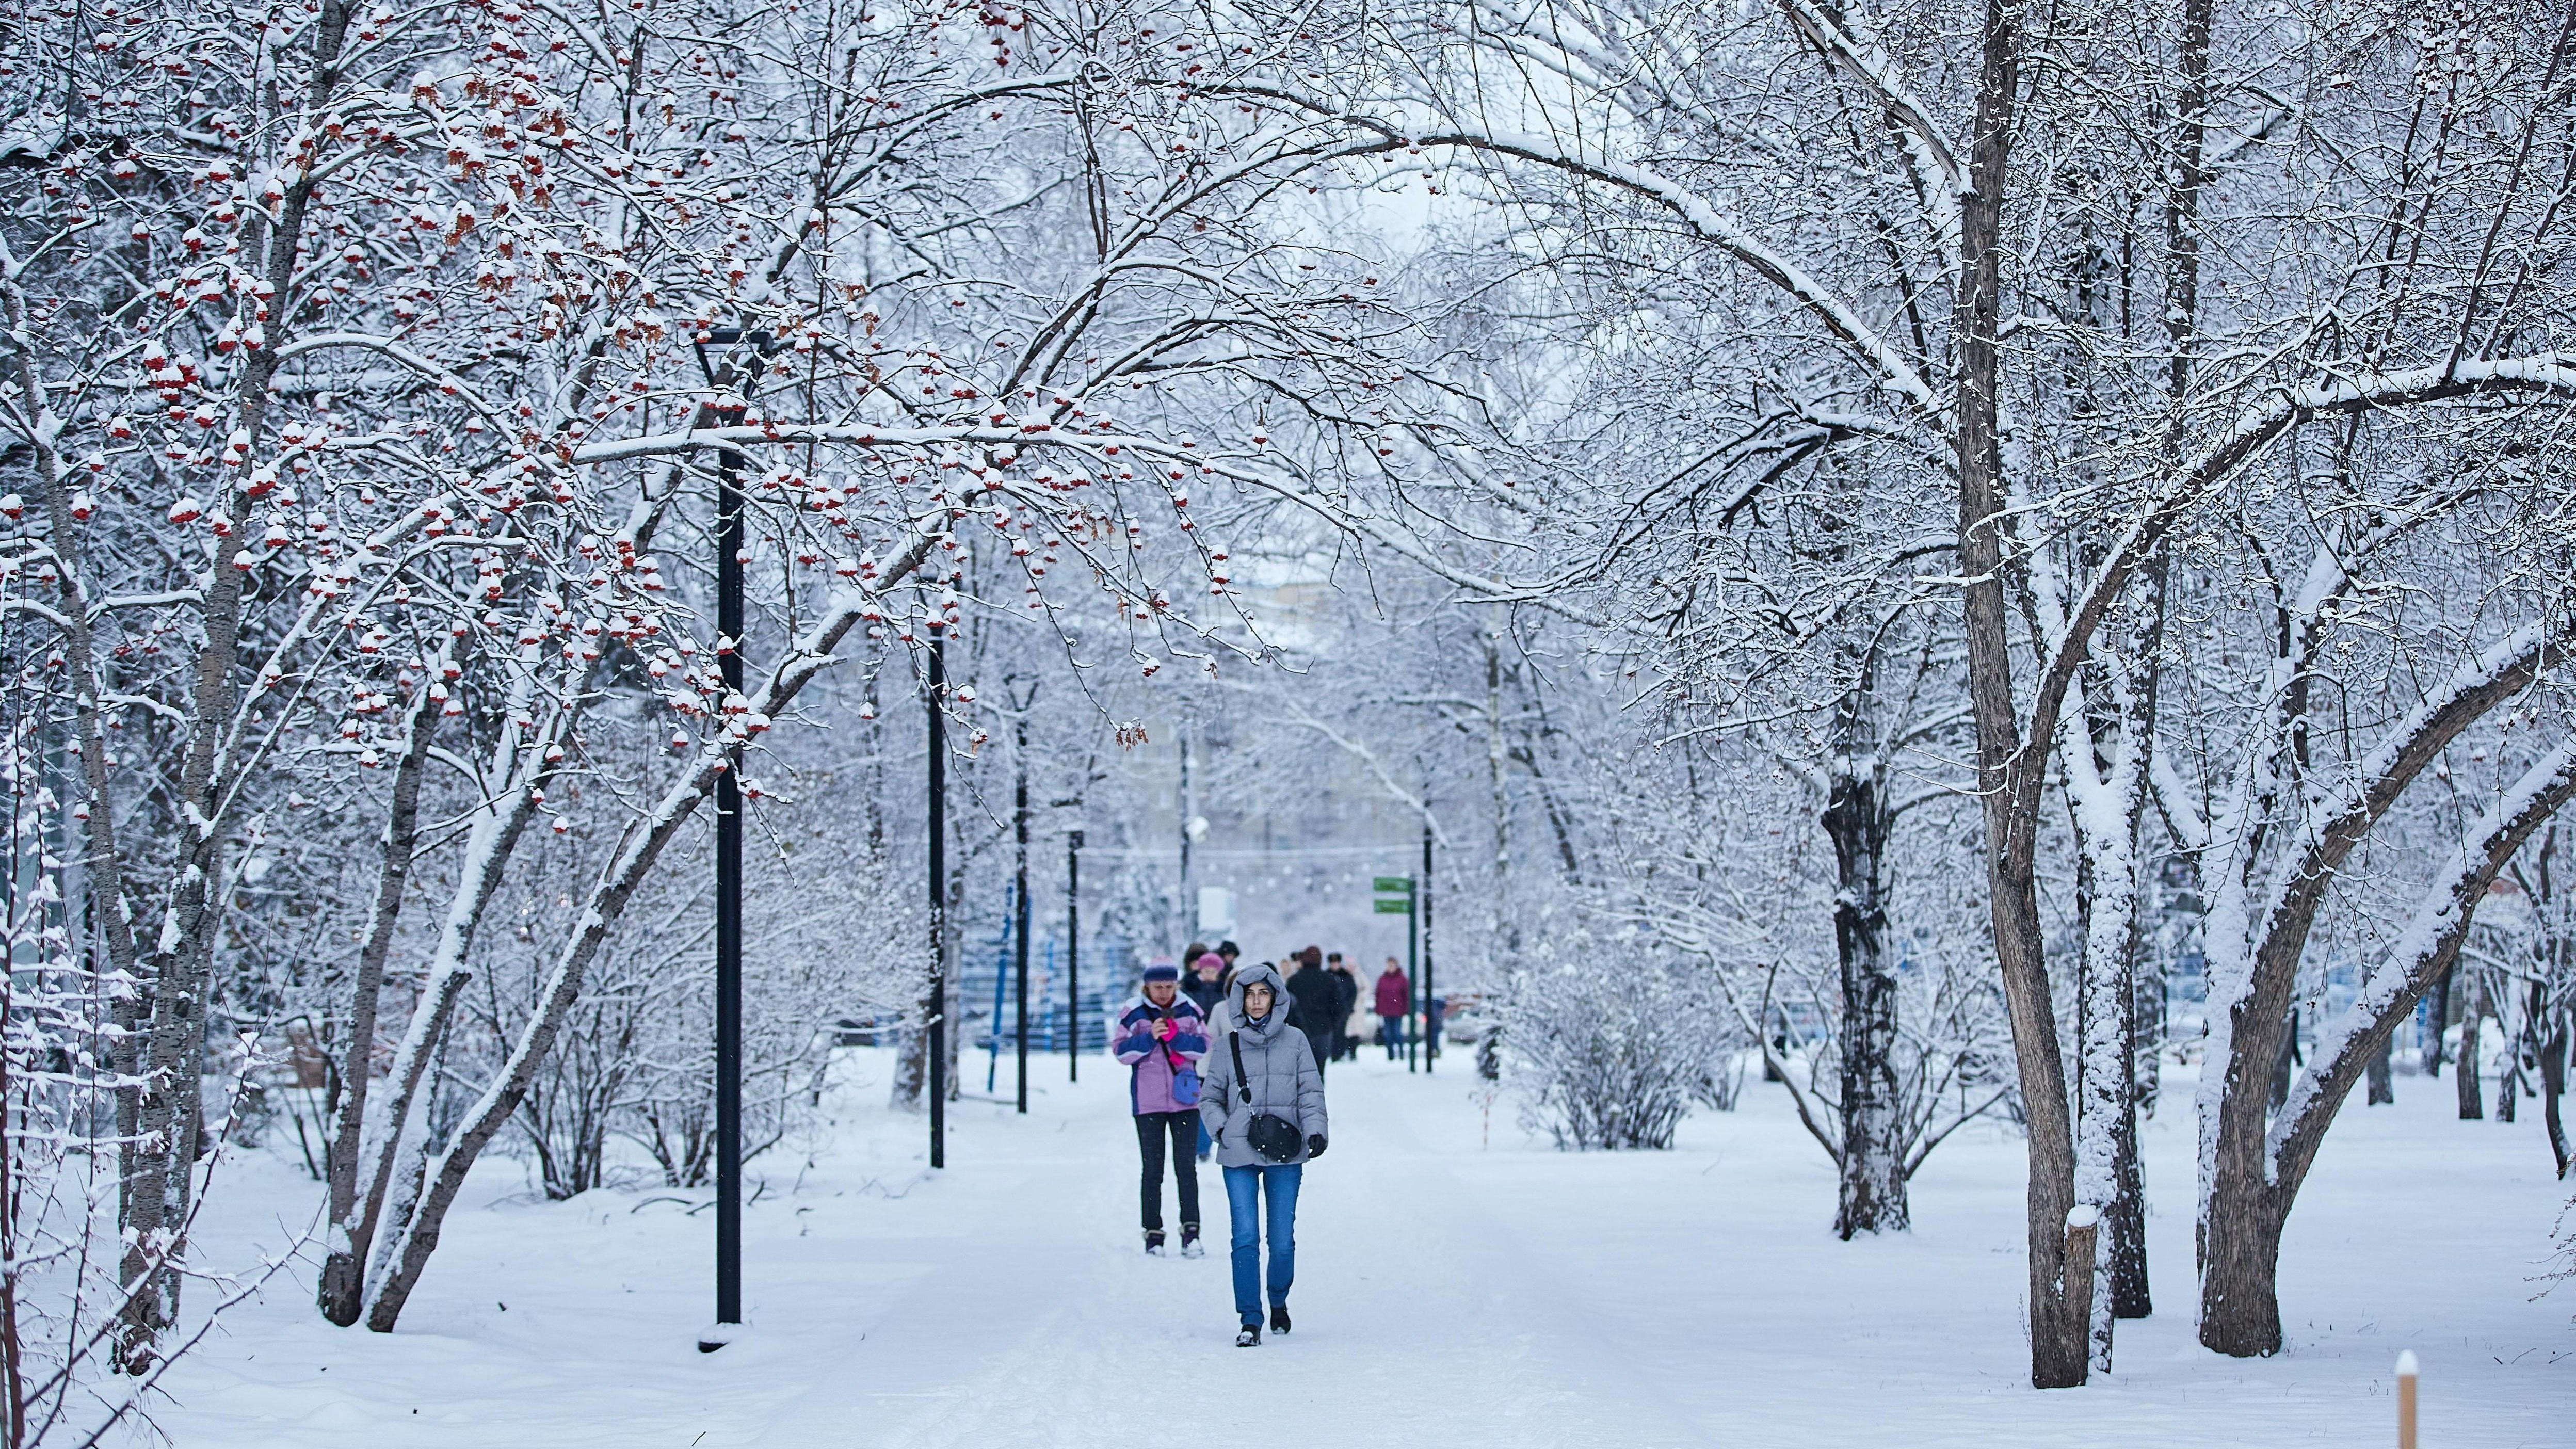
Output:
[166, 1049, 2572, 1447]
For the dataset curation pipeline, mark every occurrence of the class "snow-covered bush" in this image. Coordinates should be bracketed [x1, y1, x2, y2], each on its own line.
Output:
[1501, 935, 1729, 1150]
[0, 711, 291, 1435]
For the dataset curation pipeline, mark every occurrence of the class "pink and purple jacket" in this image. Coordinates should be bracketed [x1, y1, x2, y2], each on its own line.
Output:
[1113, 994, 1210, 1116]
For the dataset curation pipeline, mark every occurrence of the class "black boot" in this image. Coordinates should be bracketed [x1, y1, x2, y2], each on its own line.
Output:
[1269, 1305, 1291, 1335]
[1180, 1224, 1203, 1258]
[1235, 1322, 1261, 1347]
[1144, 1229, 1166, 1255]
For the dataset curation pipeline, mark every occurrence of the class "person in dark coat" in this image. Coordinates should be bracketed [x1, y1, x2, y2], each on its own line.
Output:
[1198, 961, 1327, 1345]
[1181, 951, 1229, 1161]
[1325, 953, 1361, 1060]
[1113, 961, 1210, 1254]
[1182, 950, 1228, 1019]
[1283, 946, 1339, 1082]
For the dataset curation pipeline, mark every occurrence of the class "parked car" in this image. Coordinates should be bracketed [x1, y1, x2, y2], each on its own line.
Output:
[1443, 991, 1492, 1044]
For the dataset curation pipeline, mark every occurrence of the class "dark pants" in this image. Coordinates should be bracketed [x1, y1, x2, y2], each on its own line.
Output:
[1135, 1110, 1199, 1234]
[1303, 1029, 1331, 1082]
[1380, 1013, 1405, 1060]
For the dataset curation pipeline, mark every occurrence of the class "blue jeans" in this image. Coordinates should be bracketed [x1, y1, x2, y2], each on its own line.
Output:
[1380, 1013, 1405, 1059]
[1222, 1163, 1301, 1325]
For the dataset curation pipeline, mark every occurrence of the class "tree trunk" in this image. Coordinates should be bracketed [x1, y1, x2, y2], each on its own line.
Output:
[2424, 965, 2454, 1076]
[891, 1017, 928, 1109]
[2198, 737, 2576, 1356]
[2456, 974, 2485, 1120]
[2496, 981, 2537, 1123]
[2539, 1009, 2568, 1178]
[2108, 906, 2151, 1318]
[1485, 615, 1517, 956]
[317, 672, 442, 1324]
[1951, 0, 2088, 1388]
[2269, 1006, 2300, 1110]
[2365, 1037, 2394, 1105]
[2199, 1188, 2284, 1356]
[319, 705, 553, 1325]
[1824, 702, 1904, 1237]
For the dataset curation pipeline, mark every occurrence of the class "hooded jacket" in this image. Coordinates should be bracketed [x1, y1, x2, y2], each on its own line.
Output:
[1112, 991, 1209, 1116]
[1197, 962, 1328, 1167]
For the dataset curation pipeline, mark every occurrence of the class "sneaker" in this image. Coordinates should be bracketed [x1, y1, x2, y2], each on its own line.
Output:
[1269, 1305, 1291, 1335]
[1180, 1226, 1203, 1258]
[1235, 1323, 1261, 1348]
[1144, 1230, 1166, 1255]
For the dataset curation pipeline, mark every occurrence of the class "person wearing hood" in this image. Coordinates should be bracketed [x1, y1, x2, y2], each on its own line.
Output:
[1197, 961, 1328, 1346]
[1114, 961, 1211, 1255]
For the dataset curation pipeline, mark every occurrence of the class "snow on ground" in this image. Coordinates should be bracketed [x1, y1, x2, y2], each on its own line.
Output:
[160, 1049, 2570, 1447]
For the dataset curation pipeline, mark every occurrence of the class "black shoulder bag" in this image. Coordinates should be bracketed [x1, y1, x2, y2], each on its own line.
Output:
[1229, 1031, 1305, 1164]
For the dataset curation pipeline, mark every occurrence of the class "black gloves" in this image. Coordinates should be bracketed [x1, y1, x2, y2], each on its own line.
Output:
[1306, 1135, 1328, 1159]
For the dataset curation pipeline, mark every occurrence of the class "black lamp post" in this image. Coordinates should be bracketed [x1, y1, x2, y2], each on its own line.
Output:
[1012, 720, 1031, 1113]
[690, 327, 775, 1354]
[1066, 826, 1082, 1080]
[926, 632, 947, 1170]
[1422, 818, 1436, 1072]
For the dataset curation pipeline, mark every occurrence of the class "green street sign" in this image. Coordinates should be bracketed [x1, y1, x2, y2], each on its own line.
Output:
[1373, 898, 1413, 914]
[1372, 876, 1413, 893]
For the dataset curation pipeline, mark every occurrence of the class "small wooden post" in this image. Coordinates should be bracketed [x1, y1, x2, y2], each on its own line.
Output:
[2395, 1350, 2418, 1449]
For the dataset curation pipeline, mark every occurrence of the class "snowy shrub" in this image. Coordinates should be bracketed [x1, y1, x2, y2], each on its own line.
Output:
[0, 722, 289, 1437]
[466, 782, 915, 1196]
[2549, 1192, 2576, 1325]
[1501, 936, 1728, 1150]
[1694, 1049, 1749, 1112]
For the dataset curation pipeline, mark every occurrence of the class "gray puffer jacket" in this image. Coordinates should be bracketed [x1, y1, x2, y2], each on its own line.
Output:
[1197, 962, 1328, 1168]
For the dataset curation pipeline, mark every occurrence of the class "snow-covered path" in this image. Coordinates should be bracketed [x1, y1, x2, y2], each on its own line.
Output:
[165, 1049, 2570, 1447]
[752, 1058, 1705, 1449]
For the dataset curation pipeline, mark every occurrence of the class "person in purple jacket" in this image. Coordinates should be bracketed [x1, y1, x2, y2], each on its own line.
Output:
[1114, 961, 1210, 1255]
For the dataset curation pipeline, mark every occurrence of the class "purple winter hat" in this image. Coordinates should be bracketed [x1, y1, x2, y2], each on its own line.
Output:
[1141, 959, 1181, 983]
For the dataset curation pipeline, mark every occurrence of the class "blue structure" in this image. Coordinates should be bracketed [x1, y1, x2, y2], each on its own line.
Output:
[963, 924, 1129, 1059]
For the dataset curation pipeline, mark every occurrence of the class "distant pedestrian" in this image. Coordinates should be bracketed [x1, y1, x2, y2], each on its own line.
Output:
[1375, 957, 1409, 1060]
[1183, 950, 1228, 1019]
[1198, 961, 1327, 1346]
[1114, 961, 1210, 1255]
[1183, 951, 1228, 1161]
[1216, 940, 1242, 992]
[1284, 946, 1339, 1082]
[1326, 953, 1361, 1061]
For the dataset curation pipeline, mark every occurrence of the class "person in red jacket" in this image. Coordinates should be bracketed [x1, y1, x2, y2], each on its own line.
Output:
[1374, 956, 1410, 1060]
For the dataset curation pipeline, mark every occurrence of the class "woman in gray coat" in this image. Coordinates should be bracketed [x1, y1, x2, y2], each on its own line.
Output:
[1197, 961, 1328, 1346]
